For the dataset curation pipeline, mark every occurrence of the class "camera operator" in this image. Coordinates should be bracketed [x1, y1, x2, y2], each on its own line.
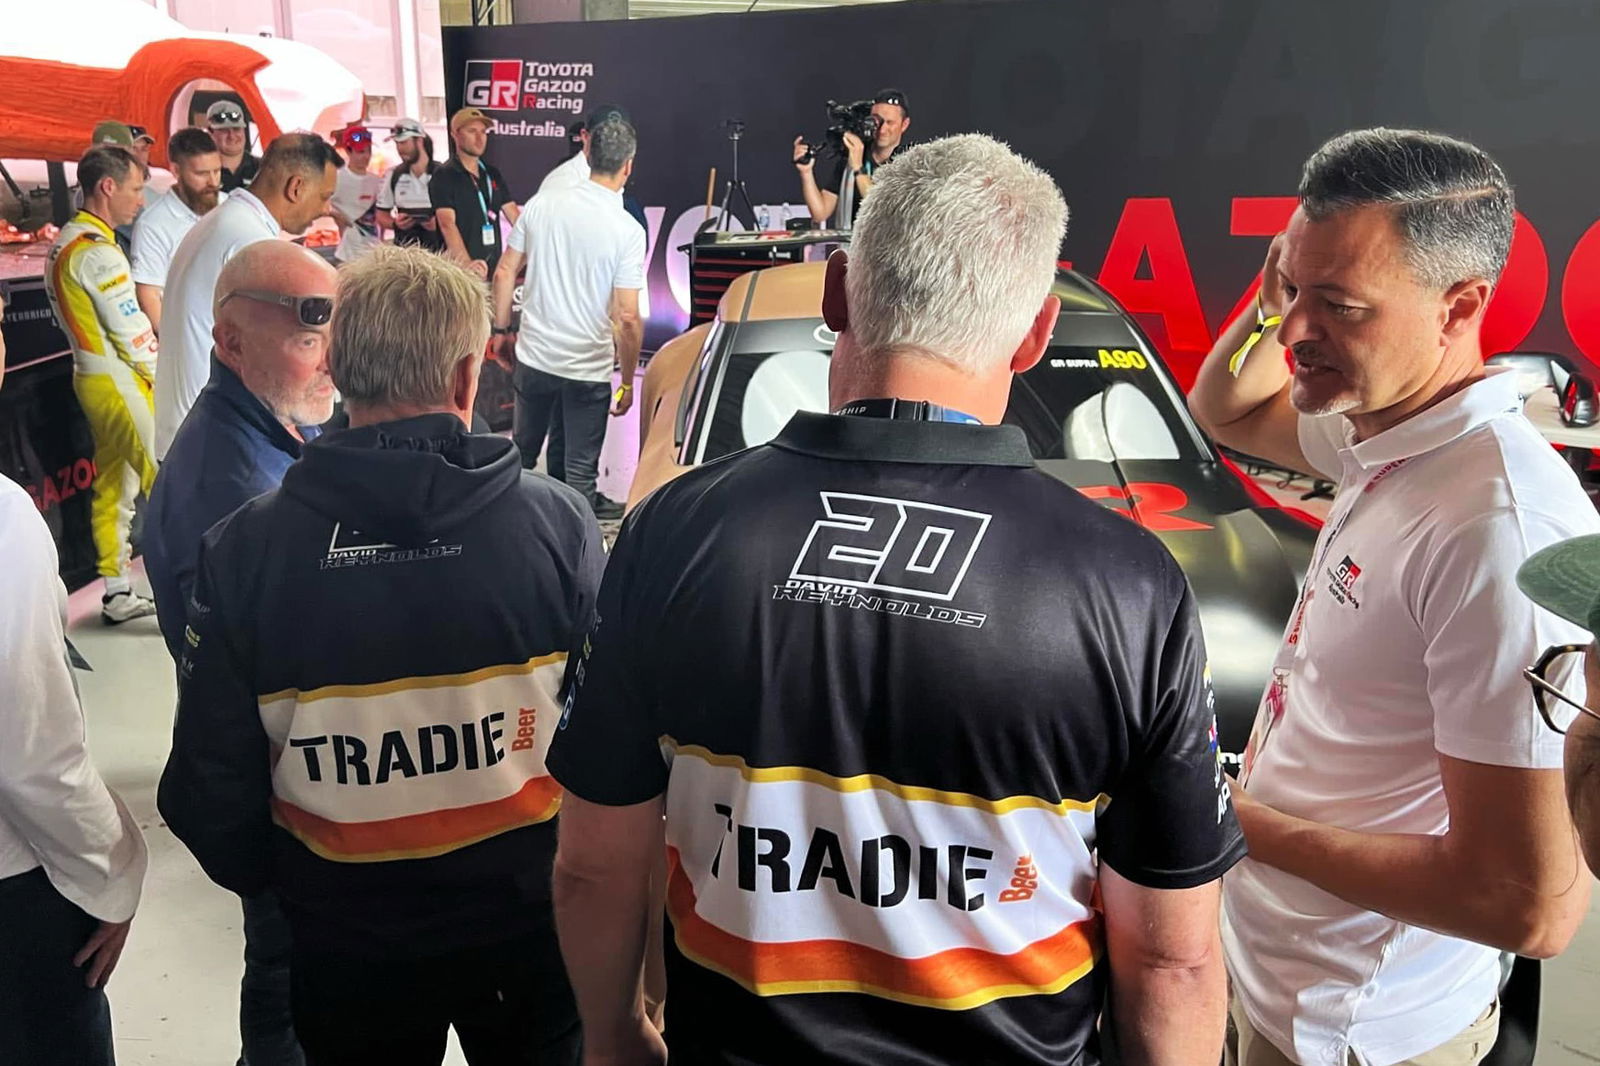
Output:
[792, 88, 911, 228]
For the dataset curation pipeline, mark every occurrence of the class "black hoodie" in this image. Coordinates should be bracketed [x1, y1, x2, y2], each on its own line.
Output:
[159, 414, 605, 954]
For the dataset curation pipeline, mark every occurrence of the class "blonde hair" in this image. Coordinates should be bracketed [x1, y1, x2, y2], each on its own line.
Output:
[330, 246, 490, 407]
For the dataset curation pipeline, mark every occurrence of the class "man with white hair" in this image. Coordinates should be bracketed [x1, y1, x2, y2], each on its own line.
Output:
[160, 245, 602, 1066]
[546, 134, 1243, 1066]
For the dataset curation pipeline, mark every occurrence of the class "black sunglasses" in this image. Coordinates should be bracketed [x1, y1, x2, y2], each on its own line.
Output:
[220, 289, 334, 328]
[1524, 643, 1600, 734]
[210, 107, 245, 125]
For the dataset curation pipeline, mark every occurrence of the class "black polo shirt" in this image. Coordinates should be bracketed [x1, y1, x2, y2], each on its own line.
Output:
[221, 153, 259, 192]
[429, 156, 514, 272]
[548, 411, 1245, 1066]
[817, 141, 904, 220]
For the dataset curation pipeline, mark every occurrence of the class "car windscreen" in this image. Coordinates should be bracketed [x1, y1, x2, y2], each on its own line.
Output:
[700, 331, 1204, 464]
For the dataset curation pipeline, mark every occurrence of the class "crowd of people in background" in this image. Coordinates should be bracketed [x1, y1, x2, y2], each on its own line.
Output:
[3, 95, 1600, 1066]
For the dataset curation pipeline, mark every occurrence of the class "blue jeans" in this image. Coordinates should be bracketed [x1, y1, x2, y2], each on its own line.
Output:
[238, 892, 305, 1066]
[0, 867, 116, 1066]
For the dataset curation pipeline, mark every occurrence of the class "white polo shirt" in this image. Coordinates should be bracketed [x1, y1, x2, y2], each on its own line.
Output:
[332, 166, 383, 263]
[537, 152, 589, 197]
[154, 189, 280, 457]
[130, 188, 225, 290]
[508, 179, 645, 383]
[1221, 368, 1600, 1066]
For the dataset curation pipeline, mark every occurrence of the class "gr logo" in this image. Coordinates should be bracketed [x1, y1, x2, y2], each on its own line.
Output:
[464, 60, 523, 111]
[790, 493, 991, 601]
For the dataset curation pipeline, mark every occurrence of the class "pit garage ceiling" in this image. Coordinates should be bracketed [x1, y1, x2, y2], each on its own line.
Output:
[630, 0, 905, 17]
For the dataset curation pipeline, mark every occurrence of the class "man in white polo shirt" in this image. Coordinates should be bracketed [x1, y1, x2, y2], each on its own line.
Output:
[1189, 127, 1597, 1066]
[131, 127, 224, 335]
[491, 116, 644, 520]
[155, 132, 338, 458]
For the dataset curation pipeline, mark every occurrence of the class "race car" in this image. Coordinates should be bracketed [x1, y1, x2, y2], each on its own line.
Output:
[630, 261, 1321, 757]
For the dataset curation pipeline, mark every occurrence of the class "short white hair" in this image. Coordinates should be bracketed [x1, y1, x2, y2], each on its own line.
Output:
[846, 134, 1068, 374]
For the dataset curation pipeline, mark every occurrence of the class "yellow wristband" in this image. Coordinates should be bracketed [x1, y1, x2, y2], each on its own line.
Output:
[1228, 291, 1283, 377]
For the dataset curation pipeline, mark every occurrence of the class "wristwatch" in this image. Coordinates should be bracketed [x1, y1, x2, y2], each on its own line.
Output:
[491, 326, 515, 336]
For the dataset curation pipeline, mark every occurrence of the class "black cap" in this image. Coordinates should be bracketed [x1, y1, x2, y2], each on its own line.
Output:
[874, 88, 910, 116]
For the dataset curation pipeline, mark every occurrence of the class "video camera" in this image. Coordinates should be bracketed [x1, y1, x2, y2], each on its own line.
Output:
[797, 99, 882, 166]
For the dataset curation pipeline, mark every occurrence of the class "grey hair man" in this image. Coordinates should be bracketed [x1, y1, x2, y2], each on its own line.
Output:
[492, 115, 645, 520]
[546, 134, 1243, 1066]
[1190, 128, 1597, 1066]
[160, 245, 603, 1066]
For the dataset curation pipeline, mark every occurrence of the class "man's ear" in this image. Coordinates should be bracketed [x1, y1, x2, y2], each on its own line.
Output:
[453, 349, 482, 423]
[1010, 295, 1060, 374]
[283, 172, 303, 205]
[1441, 278, 1492, 343]
[212, 314, 242, 371]
[822, 250, 850, 333]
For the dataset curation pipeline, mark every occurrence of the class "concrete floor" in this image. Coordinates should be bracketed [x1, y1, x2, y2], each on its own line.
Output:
[55, 427, 1600, 1065]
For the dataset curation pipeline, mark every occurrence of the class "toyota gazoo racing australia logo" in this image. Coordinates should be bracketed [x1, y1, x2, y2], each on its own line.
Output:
[464, 60, 523, 111]
[1324, 554, 1363, 609]
[772, 492, 992, 628]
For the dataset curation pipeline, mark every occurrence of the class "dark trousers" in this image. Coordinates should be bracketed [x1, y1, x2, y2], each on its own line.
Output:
[512, 364, 611, 503]
[289, 925, 581, 1066]
[239, 892, 305, 1066]
[0, 867, 116, 1066]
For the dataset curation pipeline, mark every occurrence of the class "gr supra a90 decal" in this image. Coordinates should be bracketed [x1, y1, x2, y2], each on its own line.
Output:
[1078, 483, 1212, 533]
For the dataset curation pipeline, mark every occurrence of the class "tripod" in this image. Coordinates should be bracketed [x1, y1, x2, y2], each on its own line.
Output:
[711, 119, 759, 233]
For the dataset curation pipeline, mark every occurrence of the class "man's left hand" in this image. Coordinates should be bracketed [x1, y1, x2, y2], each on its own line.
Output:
[842, 131, 866, 172]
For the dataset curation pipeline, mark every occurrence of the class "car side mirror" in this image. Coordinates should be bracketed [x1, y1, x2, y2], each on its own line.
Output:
[1561, 373, 1597, 428]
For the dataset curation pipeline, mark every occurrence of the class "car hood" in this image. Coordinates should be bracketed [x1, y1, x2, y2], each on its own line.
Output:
[1035, 458, 1315, 758]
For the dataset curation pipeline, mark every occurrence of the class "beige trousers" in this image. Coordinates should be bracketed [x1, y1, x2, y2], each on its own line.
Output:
[1227, 998, 1500, 1066]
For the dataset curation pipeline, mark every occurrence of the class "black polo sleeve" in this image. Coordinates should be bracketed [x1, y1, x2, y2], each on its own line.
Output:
[428, 164, 463, 213]
[1096, 575, 1248, 889]
[815, 152, 847, 206]
[546, 504, 669, 807]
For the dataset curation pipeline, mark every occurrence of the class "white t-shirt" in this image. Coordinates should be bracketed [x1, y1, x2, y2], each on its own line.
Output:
[154, 189, 280, 457]
[376, 167, 435, 213]
[130, 188, 225, 289]
[0, 475, 147, 923]
[507, 180, 646, 383]
[537, 152, 589, 198]
[332, 166, 384, 263]
[1221, 368, 1600, 1066]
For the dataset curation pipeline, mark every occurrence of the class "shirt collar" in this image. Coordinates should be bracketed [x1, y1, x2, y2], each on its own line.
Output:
[772, 411, 1034, 467]
[208, 356, 320, 453]
[1339, 366, 1523, 469]
[71, 209, 115, 241]
[227, 188, 280, 235]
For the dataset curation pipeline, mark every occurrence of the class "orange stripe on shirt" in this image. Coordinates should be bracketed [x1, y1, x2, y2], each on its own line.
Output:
[665, 848, 1101, 1010]
[50, 234, 103, 355]
[271, 775, 562, 863]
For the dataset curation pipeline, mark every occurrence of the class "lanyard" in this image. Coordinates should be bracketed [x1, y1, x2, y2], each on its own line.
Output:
[467, 164, 495, 224]
[1242, 454, 1408, 785]
[835, 398, 984, 425]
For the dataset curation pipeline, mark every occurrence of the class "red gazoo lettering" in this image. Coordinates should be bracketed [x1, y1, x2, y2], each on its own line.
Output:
[1084, 197, 1566, 390]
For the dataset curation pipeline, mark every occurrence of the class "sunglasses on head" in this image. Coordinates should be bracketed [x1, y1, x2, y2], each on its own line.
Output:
[211, 107, 244, 125]
[346, 132, 372, 146]
[220, 289, 334, 328]
[875, 92, 906, 108]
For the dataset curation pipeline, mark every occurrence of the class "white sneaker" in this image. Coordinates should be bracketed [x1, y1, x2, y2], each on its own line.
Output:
[102, 590, 157, 625]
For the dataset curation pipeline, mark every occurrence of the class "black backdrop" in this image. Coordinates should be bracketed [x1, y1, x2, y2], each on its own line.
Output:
[444, 0, 1600, 385]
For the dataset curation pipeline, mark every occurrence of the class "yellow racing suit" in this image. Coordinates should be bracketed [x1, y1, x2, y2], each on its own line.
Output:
[44, 211, 159, 581]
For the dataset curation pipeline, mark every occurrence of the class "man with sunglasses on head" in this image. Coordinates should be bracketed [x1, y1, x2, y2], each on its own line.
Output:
[1188, 128, 1598, 1066]
[329, 125, 383, 264]
[155, 132, 339, 460]
[145, 239, 336, 1066]
[1518, 537, 1600, 878]
[792, 88, 911, 229]
[209, 100, 260, 192]
[377, 120, 443, 253]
